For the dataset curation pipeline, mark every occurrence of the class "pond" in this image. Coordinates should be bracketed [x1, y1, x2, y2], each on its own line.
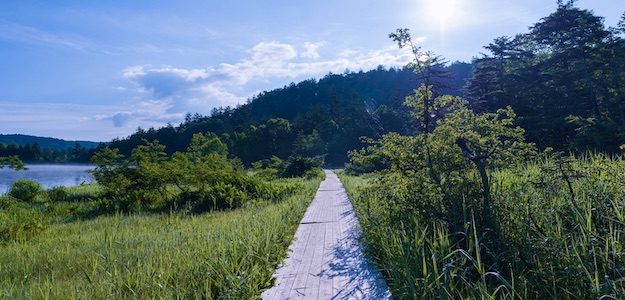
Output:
[0, 164, 94, 193]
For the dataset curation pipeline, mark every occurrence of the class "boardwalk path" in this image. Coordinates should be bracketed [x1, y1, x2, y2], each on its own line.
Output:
[262, 170, 392, 300]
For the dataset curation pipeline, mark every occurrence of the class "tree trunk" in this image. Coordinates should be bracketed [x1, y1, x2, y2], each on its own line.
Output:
[475, 159, 491, 222]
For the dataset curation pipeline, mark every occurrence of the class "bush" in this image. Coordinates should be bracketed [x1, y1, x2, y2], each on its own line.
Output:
[0, 196, 47, 242]
[280, 155, 324, 178]
[91, 141, 295, 213]
[251, 156, 284, 179]
[48, 186, 69, 202]
[8, 180, 44, 202]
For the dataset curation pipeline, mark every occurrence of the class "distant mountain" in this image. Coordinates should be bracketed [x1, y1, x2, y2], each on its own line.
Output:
[0, 134, 99, 150]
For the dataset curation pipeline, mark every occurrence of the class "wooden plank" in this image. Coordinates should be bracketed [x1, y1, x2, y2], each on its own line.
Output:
[262, 170, 392, 300]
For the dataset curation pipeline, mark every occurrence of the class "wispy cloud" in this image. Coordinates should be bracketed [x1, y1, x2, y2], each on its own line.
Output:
[0, 22, 92, 50]
[0, 102, 125, 141]
[109, 40, 414, 127]
[94, 100, 184, 128]
[0, 21, 220, 56]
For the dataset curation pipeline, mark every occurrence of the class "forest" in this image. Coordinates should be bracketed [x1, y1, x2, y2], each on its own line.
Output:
[105, 63, 472, 166]
[0, 142, 94, 163]
[2, 1, 625, 299]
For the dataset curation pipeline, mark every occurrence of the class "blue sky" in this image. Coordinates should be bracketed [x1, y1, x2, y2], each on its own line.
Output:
[0, 0, 622, 141]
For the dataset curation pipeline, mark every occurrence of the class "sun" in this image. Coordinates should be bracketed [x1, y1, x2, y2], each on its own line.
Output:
[425, 0, 460, 28]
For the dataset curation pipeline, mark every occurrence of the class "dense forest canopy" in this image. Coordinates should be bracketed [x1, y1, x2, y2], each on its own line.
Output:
[466, 3, 625, 152]
[0, 135, 98, 163]
[0, 134, 99, 150]
[0, 142, 94, 163]
[107, 64, 472, 166]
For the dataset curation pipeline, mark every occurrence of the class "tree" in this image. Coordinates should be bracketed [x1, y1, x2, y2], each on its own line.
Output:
[389, 28, 451, 183]
[187, 132, 228, 159]
[0, 156, 26, 170]
[466, 3, 625, 152]
[433, 100, 533, 221]
[293, 130, 327, 157]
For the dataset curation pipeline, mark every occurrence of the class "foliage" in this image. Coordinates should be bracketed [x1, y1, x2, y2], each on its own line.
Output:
[47, 186, 69, 202]
[0, 197, 47, 243]
[279, 155, 324, 178]
[341, 155, 625, 298]
[0, 141, 94, 163]
[346, 137, 391, 174]
[91, 137, 302, 212]
[8, 179, 44, 202]
[46, 185, 101, 203]
[466, 3, 625, 153]
[341, 8, 625, 296]
[187, 132, 228, 157]
[346, 134, 419, 175]
[348, 84, 535, 224]
[106, 65, 472, 166]
[0, 177, 321, 299]
[293, 129, 327, 157]
[0, 155, 26, 170]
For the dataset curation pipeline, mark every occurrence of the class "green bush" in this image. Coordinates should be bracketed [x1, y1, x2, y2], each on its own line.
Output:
[251, 156, 283, 179]
[47, 186, 68, 202]
[280, 155, 323, 178]
[91, 140, 296, 213]
[8, 179, 44, 202]
[0, 197, 47, 242]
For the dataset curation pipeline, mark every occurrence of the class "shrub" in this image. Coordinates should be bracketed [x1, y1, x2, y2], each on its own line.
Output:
[280, 155, 323, 178]
[0, 196, 47, 242]
[92, 140, 292, 213]
[8, 179, 44, 202]
[48, 186, 69, 202]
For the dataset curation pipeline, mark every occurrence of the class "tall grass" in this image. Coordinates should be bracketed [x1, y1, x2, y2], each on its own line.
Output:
[339, 155, 625, 299]
[0, 177, 320, 299]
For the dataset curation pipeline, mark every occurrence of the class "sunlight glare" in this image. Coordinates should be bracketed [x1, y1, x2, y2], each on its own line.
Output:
[425, 0, 460, 30]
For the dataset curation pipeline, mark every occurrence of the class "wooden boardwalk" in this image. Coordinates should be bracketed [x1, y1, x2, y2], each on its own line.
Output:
[262, 170, 392, 300]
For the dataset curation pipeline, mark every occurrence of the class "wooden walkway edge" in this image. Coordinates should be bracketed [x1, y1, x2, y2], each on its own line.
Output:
[262, 170, 392, 300]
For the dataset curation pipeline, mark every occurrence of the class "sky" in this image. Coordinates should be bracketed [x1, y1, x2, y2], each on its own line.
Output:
[0, 0, 622, 142]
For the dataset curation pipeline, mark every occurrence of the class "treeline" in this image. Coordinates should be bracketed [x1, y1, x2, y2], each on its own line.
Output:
[466, 2, 625, 152]
[0, 142, 94, 163]
[107, 65, 472, 166]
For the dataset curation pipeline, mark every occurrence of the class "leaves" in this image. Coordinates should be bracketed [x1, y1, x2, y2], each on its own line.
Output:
[0, 156, 26, 170]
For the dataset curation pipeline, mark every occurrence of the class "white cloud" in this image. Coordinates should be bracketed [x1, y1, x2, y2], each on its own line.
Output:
[113, 40, 414, 128]
[250, 41, 297, 62]
[301, 42, 325, 59]
[95, 100, 185, 128]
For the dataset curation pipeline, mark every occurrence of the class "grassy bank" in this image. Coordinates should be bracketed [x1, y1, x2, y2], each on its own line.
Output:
[0, 177, 320, 299]
[339, 155, 625, 299]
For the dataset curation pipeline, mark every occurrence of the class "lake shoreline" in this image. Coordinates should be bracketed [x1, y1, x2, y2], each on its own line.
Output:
[1, 164, 95, 193]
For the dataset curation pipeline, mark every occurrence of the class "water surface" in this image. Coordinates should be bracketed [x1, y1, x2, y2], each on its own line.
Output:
[0, 164, 94, 193]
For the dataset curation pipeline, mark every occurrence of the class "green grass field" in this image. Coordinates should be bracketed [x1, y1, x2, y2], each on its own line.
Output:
[339, 155, 625, 299]
[0, 177, 320, 299]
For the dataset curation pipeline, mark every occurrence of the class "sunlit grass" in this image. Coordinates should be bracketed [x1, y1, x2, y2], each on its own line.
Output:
[338, 155, 625, 298]
[0, 177, 320, 299]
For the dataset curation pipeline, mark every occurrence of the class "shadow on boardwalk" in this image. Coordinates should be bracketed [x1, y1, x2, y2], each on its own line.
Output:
[321, 197, 391, 299]
[262, 171, 391, 300]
